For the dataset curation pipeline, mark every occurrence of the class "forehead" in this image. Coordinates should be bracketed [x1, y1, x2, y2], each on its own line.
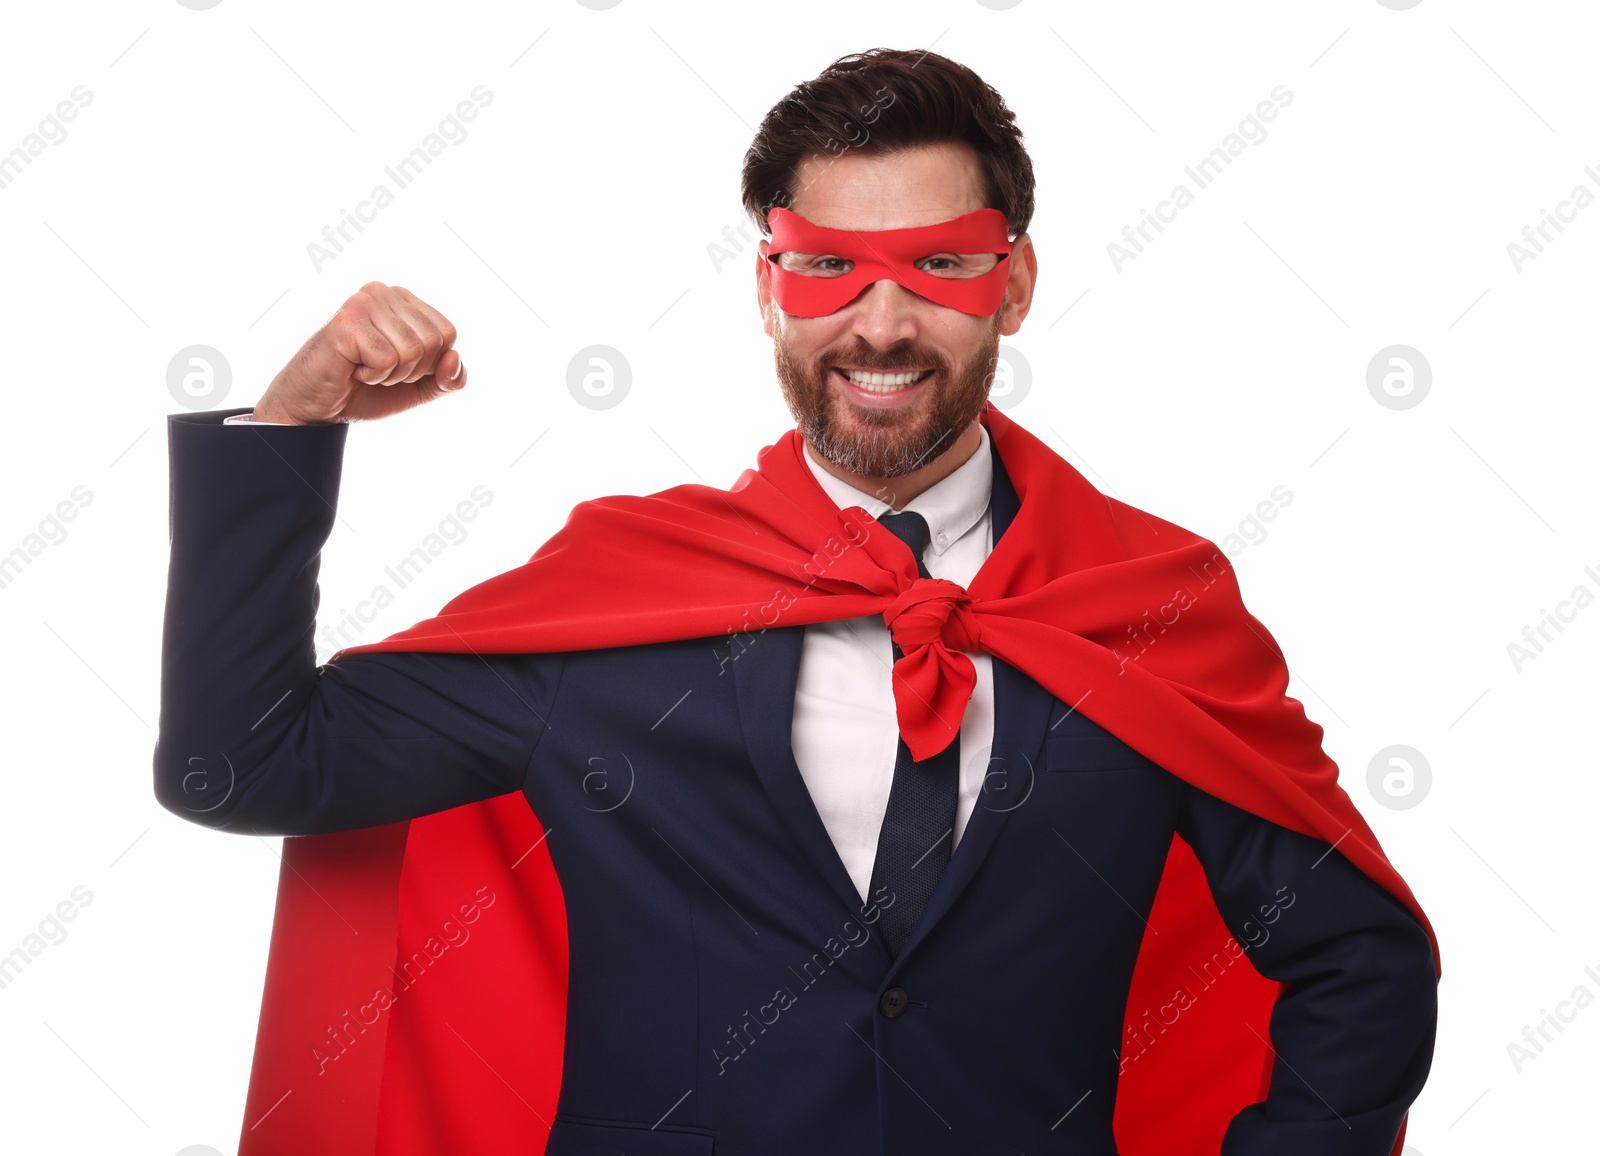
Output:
[785, 140, 989, 233]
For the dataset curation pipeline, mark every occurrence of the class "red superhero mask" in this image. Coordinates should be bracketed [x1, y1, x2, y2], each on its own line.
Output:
[764, 205, 1014, 317]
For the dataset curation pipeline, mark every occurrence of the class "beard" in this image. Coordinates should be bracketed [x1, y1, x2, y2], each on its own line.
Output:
[771, 301, 1004, 480]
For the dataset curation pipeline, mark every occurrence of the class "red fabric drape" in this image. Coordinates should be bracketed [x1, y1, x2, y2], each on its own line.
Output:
[236, 403, 1437, 1155]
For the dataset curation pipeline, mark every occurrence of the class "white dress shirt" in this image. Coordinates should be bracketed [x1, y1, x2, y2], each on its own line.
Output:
[794, 426, 995, 904]
[225, 411, 999, 905]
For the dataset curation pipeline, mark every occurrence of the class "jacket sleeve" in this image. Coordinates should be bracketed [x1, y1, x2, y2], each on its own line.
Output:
[1175, 784, 1438, 1156]
[153, 408, 564, 836]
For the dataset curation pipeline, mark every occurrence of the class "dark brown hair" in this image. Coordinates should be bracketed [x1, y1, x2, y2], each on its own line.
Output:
[741, 48, 1036, 239]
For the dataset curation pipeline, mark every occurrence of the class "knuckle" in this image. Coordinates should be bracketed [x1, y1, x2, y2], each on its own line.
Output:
[335, 297, 374, 329]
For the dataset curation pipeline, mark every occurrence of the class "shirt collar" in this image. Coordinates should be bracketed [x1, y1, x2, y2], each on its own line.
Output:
[801, 423, 992, 557]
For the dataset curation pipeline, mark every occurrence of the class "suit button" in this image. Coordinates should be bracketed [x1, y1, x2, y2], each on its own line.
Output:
[879, 987, 909, 1018]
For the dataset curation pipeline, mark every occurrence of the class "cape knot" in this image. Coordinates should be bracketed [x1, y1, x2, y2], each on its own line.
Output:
[883, 577, 981, 653]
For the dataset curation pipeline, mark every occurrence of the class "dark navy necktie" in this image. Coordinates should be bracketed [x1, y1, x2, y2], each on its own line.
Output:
[867, 510, 961, 959]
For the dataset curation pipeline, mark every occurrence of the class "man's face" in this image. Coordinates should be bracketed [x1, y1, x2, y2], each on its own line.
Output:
[756, 140, 1034, 484]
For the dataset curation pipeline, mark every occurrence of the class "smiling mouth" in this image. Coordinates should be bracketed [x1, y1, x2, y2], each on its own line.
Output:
[831, 366, 935, 394]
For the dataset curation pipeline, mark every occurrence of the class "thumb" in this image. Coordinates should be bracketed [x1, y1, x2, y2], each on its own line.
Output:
[415, 355, 466, 405]
[437, 350, 465, 390]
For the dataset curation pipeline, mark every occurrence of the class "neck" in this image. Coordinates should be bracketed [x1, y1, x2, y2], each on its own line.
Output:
[805, 419, 983, 511]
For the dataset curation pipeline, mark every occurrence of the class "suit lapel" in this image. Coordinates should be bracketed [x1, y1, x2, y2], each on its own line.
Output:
[728, 623, 875, 927]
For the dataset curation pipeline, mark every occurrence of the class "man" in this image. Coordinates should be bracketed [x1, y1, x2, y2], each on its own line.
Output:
[155, 49, 1437, 1156]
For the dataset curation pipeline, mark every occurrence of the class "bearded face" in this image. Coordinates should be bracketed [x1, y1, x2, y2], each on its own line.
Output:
[770, 296, 1005, 482]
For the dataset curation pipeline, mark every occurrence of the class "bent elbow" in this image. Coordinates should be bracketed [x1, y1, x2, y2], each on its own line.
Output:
[152, 740, 243, 831]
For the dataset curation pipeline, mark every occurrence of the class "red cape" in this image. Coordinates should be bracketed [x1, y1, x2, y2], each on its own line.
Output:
[236, 403, 1439, 1155]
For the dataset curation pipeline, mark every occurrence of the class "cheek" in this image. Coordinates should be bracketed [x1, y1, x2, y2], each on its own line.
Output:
[934, 319, 992, 364]
[784, 318, 848, 359]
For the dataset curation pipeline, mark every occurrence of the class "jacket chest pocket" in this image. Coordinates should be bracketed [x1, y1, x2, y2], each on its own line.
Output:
[547, 1114, 714, 1154]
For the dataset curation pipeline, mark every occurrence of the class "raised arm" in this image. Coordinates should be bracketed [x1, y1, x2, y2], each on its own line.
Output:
[153, 285, 563, 836]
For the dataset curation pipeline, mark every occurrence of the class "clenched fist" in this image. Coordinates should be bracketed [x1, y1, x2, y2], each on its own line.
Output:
[252, 283, 466, 424]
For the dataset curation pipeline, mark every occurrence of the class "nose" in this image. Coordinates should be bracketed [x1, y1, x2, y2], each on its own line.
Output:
[844, 278, 926, 349]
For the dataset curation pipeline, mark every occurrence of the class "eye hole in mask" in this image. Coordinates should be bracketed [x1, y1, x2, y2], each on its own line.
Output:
[765, 206, 1014, 318]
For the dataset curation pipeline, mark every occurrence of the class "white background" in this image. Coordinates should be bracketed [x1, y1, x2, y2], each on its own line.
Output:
[0, 1, 1595, 1153]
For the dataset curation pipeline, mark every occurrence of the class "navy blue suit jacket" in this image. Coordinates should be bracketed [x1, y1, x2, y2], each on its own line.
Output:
[155, 408, 1436, 1156]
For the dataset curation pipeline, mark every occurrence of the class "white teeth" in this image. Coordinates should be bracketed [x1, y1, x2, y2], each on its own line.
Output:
[841, 368, 927, 391]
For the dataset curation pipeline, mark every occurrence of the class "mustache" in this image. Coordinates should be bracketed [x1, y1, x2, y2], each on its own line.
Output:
[819, 349, 947, 373]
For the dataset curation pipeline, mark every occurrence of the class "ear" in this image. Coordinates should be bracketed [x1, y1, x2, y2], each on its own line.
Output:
[998, 233, 1037, 337]
[756, 239, 775, 337]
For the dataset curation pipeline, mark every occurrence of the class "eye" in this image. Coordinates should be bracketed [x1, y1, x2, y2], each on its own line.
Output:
[917, 253, 1001, 278]
[774, 252, 853, 277]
